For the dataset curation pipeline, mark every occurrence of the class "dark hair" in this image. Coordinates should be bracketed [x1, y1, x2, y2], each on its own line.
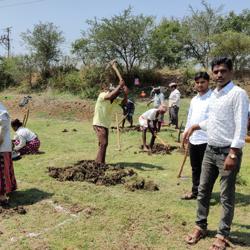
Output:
[211, 57, 233, 71]
[194, 72, 210, 81]
[11, 119, 23, 128]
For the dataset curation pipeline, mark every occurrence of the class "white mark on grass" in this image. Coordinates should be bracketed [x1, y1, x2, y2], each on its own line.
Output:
[8, 199, 86, 245]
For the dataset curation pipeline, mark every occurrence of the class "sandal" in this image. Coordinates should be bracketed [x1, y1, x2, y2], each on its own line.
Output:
[209, 235, 235, 250]
[181, 192, 197, 200]
[185, 225, 207, 244]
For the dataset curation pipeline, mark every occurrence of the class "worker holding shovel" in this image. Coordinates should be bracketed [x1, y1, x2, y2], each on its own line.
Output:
[93, 80, 128, 164]
[139, 105, 167, 152]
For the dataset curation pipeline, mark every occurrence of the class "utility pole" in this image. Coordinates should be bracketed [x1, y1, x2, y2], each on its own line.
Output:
[0, 27, 12, 57]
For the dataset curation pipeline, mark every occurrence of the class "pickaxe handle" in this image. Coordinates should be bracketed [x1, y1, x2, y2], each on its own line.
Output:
[118, 113, 128, 126]
[112, 63, 123, 82]
[177, 144, 189, 178]
[155, 134, 170, 150]
[115, 113, 121, 151]
[23, 109, 30, 127]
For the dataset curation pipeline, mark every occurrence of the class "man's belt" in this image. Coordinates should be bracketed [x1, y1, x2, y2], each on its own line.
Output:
[208, 145, 230, 154]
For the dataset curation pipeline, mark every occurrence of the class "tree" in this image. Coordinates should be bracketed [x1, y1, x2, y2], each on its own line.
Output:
[71, 37, 92, 66]
[21, 22, 65, 82]
[72, 7, 154, 73]
[218, 9, 250, 35]
[211, 31, 250, 70]
[149, 18, 185, 68]
[182, 0, 222, 68]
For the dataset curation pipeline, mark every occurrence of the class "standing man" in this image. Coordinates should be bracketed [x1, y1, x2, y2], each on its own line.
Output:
[182, 72, 212, 200]
[168, 82, 181, 129]
[184, 57, 249, 250]
[93, 80, 128, 164]
[147, 86, 165, 131]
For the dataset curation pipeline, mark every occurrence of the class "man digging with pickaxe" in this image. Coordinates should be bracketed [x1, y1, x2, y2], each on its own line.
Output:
[93, 60, 128, 164]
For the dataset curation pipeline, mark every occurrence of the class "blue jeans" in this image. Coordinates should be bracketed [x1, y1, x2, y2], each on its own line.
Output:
[196, 145, 242, 237]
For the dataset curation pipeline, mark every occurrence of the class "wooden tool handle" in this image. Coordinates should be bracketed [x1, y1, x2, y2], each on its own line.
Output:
[112, 63, 123, 82]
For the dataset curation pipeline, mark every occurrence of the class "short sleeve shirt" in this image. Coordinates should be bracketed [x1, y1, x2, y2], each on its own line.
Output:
[93, 92, 121, 128]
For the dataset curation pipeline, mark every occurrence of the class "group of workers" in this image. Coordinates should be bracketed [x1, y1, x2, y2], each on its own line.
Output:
[0, 103, 40, 205]
[93, 57, 249, 250]
[0, 56, 248, 250]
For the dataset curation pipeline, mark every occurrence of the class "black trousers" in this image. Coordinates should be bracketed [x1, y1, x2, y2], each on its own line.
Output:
[189, 143, 207, 196]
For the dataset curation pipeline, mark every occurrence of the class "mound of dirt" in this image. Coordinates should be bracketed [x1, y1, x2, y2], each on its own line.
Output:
[152, 143, 178, 154]
[125, 177, 159, 191]
[0, 206, 27, 217]
[48, 160, 136, 186]
[139, 143, 179, 155]
[48, 160, 160, 191]
[110, 125, 141, 132]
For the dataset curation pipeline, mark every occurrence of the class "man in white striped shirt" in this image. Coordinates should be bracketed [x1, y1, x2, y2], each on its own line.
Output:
[184, 57, 249, 249]
[182, 72, 212, 200]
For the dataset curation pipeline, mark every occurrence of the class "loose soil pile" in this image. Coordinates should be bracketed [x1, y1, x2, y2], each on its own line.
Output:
[48, 160, 135, 186]
[0, 206, 27, 217]
[48, 160, 159, 191]
[152, 143, 178, 154]
[125, 177, 159, 191]
[110, 125, 141, 132]
[138, 143, 179, 155]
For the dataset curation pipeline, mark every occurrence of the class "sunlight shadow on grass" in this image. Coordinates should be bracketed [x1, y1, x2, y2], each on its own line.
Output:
[231, 231, 250, 247]
[114, 162, 164, 170]
[8, 188, 54, 207]
[210, 192, 250, 207]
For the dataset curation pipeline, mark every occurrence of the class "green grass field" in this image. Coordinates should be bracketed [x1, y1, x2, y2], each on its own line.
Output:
[0, 93, 249, 250]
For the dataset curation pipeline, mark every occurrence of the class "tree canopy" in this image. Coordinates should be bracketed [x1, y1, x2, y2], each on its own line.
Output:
[21, 22, 65, 80]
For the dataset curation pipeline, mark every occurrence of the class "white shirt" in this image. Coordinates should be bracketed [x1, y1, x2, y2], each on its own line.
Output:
[141, 108, 158, 121]
[0, 103, 12, 152]
[199, 81, 249, 148]
[168, 89, 181, 107]
[185, 89, 212, 145]
[14, 127, 37, 151]
[153, 93, 165, 108]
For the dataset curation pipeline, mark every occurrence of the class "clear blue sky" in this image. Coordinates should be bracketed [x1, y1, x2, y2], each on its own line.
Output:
[0, 0, 249, 56]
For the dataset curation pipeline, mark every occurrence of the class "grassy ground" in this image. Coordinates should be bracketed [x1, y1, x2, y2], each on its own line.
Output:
[0, 93, 249, 250]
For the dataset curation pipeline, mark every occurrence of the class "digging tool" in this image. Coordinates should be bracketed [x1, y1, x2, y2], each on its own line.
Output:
[155, 134, 170, 150]
[115, 113, 121, 151]
[106, 59, 123, 82]
[177, 143, 189, 178]
[19, 96, 32, 127]
[177, 121, 184, 143]
[23, 109, 30, 127]
[118, 113, 128, 126]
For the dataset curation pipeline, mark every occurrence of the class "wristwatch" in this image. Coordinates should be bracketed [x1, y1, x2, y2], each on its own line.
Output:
[229, 153, 237, 160]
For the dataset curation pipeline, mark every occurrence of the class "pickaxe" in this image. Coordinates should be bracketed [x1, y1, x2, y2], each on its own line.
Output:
[155, 134, 170, 151]
[19, 96, 32, 127]
[106, 59, 123, 82]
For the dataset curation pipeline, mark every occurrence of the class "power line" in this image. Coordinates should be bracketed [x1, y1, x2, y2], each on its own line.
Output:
[0, 0, 45, 9]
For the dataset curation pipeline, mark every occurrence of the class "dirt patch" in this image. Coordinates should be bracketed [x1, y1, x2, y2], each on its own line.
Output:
[138, 143, 179, 155]
[110, 125, 141, 132]
[48, 160, 136, 186]
[0, 206, 27, 217]
[48, 160, 159, 191]
[2, 94, 94, 121]
[125, 177, 159, 191]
